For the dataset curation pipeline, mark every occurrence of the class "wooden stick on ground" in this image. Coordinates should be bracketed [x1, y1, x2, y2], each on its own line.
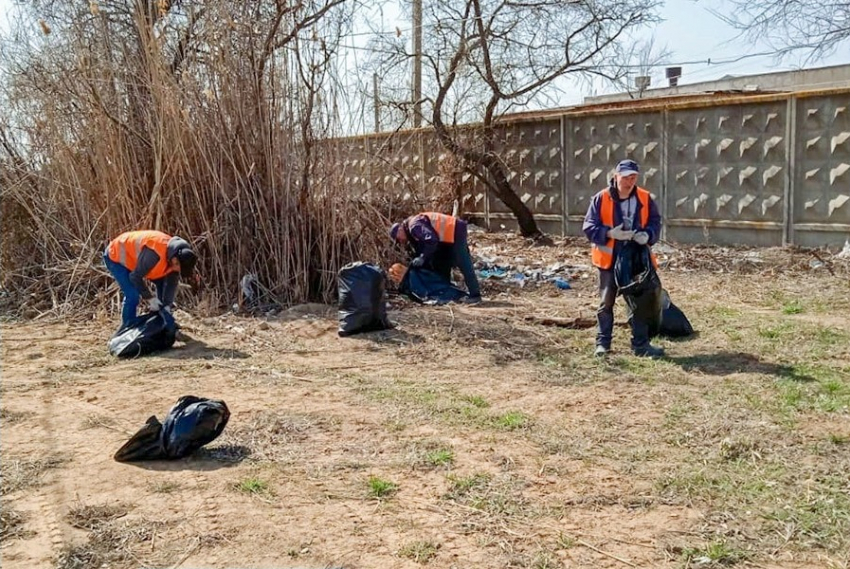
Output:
[575, 537, 637, 568]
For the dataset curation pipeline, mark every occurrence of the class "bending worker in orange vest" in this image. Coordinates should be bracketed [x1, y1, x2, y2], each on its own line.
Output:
[582, 159, 664, 358]
[389, 212, 482, 304]
[103, 230, 198, 326]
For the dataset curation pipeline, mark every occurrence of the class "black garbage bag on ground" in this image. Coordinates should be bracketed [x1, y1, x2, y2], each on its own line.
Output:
[615, 241, 664, 335]
[338, 262, 392, 337]
[399, 267, 468, 305]
[108, 311, 177, 358]
[114, 396, 230, 462]
[657, 289, 695, 338]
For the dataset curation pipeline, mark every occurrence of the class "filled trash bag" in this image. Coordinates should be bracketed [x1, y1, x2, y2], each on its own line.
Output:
[615, 242, 663, 335]
[399, 267, 468, 305]
[338, 262, 392, 337]
[108, 311, 177, 358]
[114, 396, 230, 462]
[614, 241, 661, 297]
[656, 289, 695, 338]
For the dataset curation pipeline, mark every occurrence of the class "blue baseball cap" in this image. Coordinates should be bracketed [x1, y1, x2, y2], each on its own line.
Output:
[389, 222, 402, 240]
[615, 159, 640, 176]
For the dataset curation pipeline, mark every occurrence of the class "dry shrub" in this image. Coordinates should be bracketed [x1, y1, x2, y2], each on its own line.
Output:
[0, 1, 443, 318]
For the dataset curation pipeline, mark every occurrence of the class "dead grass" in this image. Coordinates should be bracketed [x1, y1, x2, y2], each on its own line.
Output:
[213, 411, 335, 463]
[0, 408, 31, 423]
[55, 518, 176, 569]
[0, 504, 30, 542]
[67, 503, 130, 530]
[0, 455, 67, 496]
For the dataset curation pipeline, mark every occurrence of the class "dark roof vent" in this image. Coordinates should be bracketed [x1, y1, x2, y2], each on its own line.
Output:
[666, 66, 682, 87]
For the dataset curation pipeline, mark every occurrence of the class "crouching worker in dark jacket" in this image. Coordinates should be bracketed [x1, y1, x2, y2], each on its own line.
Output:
[583, 159, 664, 358]
[389, 212, 482, 304]
[104, 230, 198, 327]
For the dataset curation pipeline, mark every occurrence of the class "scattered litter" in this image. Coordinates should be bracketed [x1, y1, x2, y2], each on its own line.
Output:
[837, 239, 850, 259]
[553, 277, 571, 290]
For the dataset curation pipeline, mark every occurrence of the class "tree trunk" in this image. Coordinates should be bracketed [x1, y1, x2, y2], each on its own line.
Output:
[432, 123, 541, 237]
[476, 151, 541, 238]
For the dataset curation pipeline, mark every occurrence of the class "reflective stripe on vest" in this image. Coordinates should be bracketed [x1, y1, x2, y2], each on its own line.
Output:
[591, 188, 657, 270]
[423, 212, 456, 244]
[108, 230, 175, 281]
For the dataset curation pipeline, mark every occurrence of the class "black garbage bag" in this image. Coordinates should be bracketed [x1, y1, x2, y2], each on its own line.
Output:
[657, 289, 695, 338]
[399, 267, 468, 305]
[108, 311, 177, 358]
[615, 241, 663, 335]
[114, 396, 230, 462]
[338, 262, 392, 337]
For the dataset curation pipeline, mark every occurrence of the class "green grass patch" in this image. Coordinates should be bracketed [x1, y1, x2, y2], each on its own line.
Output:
[398, 540, 438, 563]
[683, 539, 747, 566]
[235, 477, 271, 496]
[781, 300, 805, 314]
[461, 394, 489, 408]
[367, 475, 398, 499]
[425, 448, 454, 467]
[773, 365, 850, 414]
[493, 410, 530, 430]
[445, 473, 491, 499]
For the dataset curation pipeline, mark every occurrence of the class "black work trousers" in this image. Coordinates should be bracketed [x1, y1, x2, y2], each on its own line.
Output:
[596, 268, 650, 350]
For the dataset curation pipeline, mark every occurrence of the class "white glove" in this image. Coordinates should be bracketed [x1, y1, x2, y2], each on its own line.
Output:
[633, 231, 649, 245]
[607, 224, 635, 241]
[148, 297, 163, 312]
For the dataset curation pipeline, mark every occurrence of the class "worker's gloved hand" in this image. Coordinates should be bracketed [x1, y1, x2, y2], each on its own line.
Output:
[633, 231, 649, 245]
[607, 224, 635, 241]
[162, 304, 173, 314]
[409, 256, 425, 268]
[147, 297, 163, 312]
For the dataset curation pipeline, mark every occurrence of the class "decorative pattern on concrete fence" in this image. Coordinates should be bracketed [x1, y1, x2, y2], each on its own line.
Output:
[336, 88, 850, 247]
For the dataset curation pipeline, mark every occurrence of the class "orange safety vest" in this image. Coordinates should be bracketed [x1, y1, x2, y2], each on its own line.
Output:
[422, 212, 456, 244]
[107, 230, 175, 281]
[591, 188, 658, 270]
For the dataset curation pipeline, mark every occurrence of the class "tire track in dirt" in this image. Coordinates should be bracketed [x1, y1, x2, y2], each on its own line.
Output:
[25, 382, 73, 566]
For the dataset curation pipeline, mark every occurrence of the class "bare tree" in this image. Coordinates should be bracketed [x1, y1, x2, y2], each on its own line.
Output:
[370, 0, 660, 237]
[613, 36, 672, 99]
[716, 0, 850, 59]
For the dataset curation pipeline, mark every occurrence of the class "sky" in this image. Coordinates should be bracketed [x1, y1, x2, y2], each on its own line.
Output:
[1, 0, 848, 110]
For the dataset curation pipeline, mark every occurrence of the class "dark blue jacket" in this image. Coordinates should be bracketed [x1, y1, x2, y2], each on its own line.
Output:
[583, 179, 661, 251]
[403, 215, 468, 262]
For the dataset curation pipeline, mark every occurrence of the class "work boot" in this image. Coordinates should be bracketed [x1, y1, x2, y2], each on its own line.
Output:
[633, 344, 665, 358]
[594, 345, 610, 357]
[460, 295, 482, 305]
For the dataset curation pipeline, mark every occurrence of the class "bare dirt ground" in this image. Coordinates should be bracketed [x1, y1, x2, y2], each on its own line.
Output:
[2, 234, 850, 569]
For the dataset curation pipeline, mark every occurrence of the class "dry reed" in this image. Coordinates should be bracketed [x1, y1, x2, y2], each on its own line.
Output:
[0, 1, 453, 318]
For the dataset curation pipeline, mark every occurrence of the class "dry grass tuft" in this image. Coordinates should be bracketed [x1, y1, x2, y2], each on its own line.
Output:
[67, 503, 130, 530]
[214, 411, 330, 462]
[0, 504, 29, 542]
[0, 455, 67, 496]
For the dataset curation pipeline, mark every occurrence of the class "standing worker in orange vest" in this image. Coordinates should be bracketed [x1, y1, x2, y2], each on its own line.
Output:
[389, 212, 482, 304]
[103, 230, 198, 327]
[583, 160, 664, 358]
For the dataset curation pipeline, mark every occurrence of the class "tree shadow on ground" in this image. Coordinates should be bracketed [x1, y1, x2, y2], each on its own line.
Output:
[162, 333, 250, 360]
[668, 351, 816, 381]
